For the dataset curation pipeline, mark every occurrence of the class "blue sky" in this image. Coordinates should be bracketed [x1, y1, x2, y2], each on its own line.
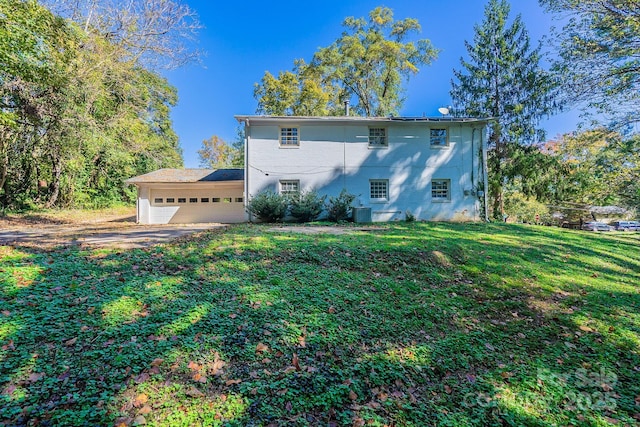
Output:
[164, 0, 579, 168]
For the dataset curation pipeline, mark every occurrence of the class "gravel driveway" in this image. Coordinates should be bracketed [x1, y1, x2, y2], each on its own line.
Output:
[0, 215, 227, 249]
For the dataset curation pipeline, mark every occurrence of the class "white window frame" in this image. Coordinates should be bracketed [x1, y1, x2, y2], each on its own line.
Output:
[430, 128, 449, 147]
[279, 179, 300, 195]
[431, 179, 451, 202]
[369, 179, 389, 202]
[279, 127, 299, 147]
[368, 127, 388, 148]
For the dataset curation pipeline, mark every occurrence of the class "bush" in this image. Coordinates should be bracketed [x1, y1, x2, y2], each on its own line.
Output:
[247, 190, 288, 222]
[504, 192, 551, 224]
[289, 190, 326, 222]
[405, 210, 416, 222]
[325, 189, 356, 222]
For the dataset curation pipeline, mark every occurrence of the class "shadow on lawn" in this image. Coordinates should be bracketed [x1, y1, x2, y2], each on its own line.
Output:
[0, 223, 638, 426]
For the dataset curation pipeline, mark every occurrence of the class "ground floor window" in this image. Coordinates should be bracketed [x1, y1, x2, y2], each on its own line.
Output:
[431, 179, 451, 201]
[369, 179, 389, 201]
[279, 179, 300, 195]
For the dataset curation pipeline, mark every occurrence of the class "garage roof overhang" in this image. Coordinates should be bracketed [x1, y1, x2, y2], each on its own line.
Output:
[126, 168, 244, 185]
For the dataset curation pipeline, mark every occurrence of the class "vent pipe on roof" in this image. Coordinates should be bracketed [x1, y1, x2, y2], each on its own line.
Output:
[344, 100, 350, 116]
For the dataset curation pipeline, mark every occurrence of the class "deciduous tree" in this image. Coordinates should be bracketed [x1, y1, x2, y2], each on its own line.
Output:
[542, 130, 640, 209]
[41, 0, 202, 69]
[198, 136, 234, 169]
[255, 7, 438, 117]
[0, 0, 183, 209]
[540, 0, 640, 127]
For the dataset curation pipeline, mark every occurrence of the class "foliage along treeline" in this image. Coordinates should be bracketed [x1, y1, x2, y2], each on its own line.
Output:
[0, 0, 197, 210]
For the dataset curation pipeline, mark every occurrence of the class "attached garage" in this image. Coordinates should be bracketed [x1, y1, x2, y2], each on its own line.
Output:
[126, 169, 246, 224]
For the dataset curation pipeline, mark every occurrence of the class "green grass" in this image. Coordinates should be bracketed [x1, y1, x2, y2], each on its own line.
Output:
[1, 223, 638, 426]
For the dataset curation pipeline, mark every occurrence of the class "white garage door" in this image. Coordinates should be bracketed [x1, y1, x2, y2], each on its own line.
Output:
[148, 185, 245, 224]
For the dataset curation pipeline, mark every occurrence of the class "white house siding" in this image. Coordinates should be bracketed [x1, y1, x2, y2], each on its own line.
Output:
[135, 182, 246, 224]
[243, 118, 485, 222]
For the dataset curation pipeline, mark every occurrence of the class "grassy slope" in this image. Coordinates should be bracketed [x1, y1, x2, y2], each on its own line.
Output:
[0, 223, 638, 426]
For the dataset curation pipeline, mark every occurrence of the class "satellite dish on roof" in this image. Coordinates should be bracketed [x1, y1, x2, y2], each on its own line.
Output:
[438, 107, 450, 116]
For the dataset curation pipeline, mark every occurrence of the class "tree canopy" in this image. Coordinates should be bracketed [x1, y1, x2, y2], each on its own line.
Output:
[540, 0, 640, 128]
[40, 0, 202, 69]
[254, 7, 438, 117]
[0, 0, 186, 210]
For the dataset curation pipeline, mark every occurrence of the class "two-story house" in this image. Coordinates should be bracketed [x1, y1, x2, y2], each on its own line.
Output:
[236, 115, 489, 222]
[127, 115, 489, 224]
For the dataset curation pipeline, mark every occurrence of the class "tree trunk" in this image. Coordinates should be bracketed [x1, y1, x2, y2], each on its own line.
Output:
[45, 156, 63, 208]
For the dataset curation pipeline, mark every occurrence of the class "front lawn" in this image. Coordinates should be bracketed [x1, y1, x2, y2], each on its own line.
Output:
[1, 223, 638, 426]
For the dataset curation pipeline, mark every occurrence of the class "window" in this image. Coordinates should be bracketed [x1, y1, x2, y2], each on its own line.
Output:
[154, 198, 163, 204]
[189, 198, 198, 203]
[223, 197, 232, 203]
[212, 198, 221, 202]
[280, 127, 299, 146]
[431, 179, 451, 201]
[166, 198, 175, 203]
[235, 197, 244, 203]
[178, 198, 186, 203]
[201, 198, 209, 203]
[370, 179, 389, 201]
[279, 180, 300, 195]
[430, 128, 448, 147]
[368, 127, 387, 147]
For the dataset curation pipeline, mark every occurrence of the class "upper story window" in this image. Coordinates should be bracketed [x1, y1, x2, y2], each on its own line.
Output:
[430, 128, 449, 147]
[279, 179, 300, 195]
[280, 127, 299, 147]
[368, 127, 387, 147]
[370, 179, 389, 201]
[431, 179, 451, 201]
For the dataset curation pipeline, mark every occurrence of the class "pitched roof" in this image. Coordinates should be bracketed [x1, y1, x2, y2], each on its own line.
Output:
[126, 168, 244, 184]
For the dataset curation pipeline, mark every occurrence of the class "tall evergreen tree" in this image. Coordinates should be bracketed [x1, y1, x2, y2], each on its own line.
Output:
[450, 0, 557, 218]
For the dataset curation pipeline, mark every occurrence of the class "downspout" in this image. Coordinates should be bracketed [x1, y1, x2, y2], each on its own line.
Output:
[471, 127, 476, 219]
[244, 119, 251, 222]
[482, 124, 490, 222]
[135, 184, 140, 224]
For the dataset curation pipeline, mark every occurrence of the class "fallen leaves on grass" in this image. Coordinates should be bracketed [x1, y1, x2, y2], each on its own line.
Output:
[133, 393, 148, 408]
[292, 353, 301, 371]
